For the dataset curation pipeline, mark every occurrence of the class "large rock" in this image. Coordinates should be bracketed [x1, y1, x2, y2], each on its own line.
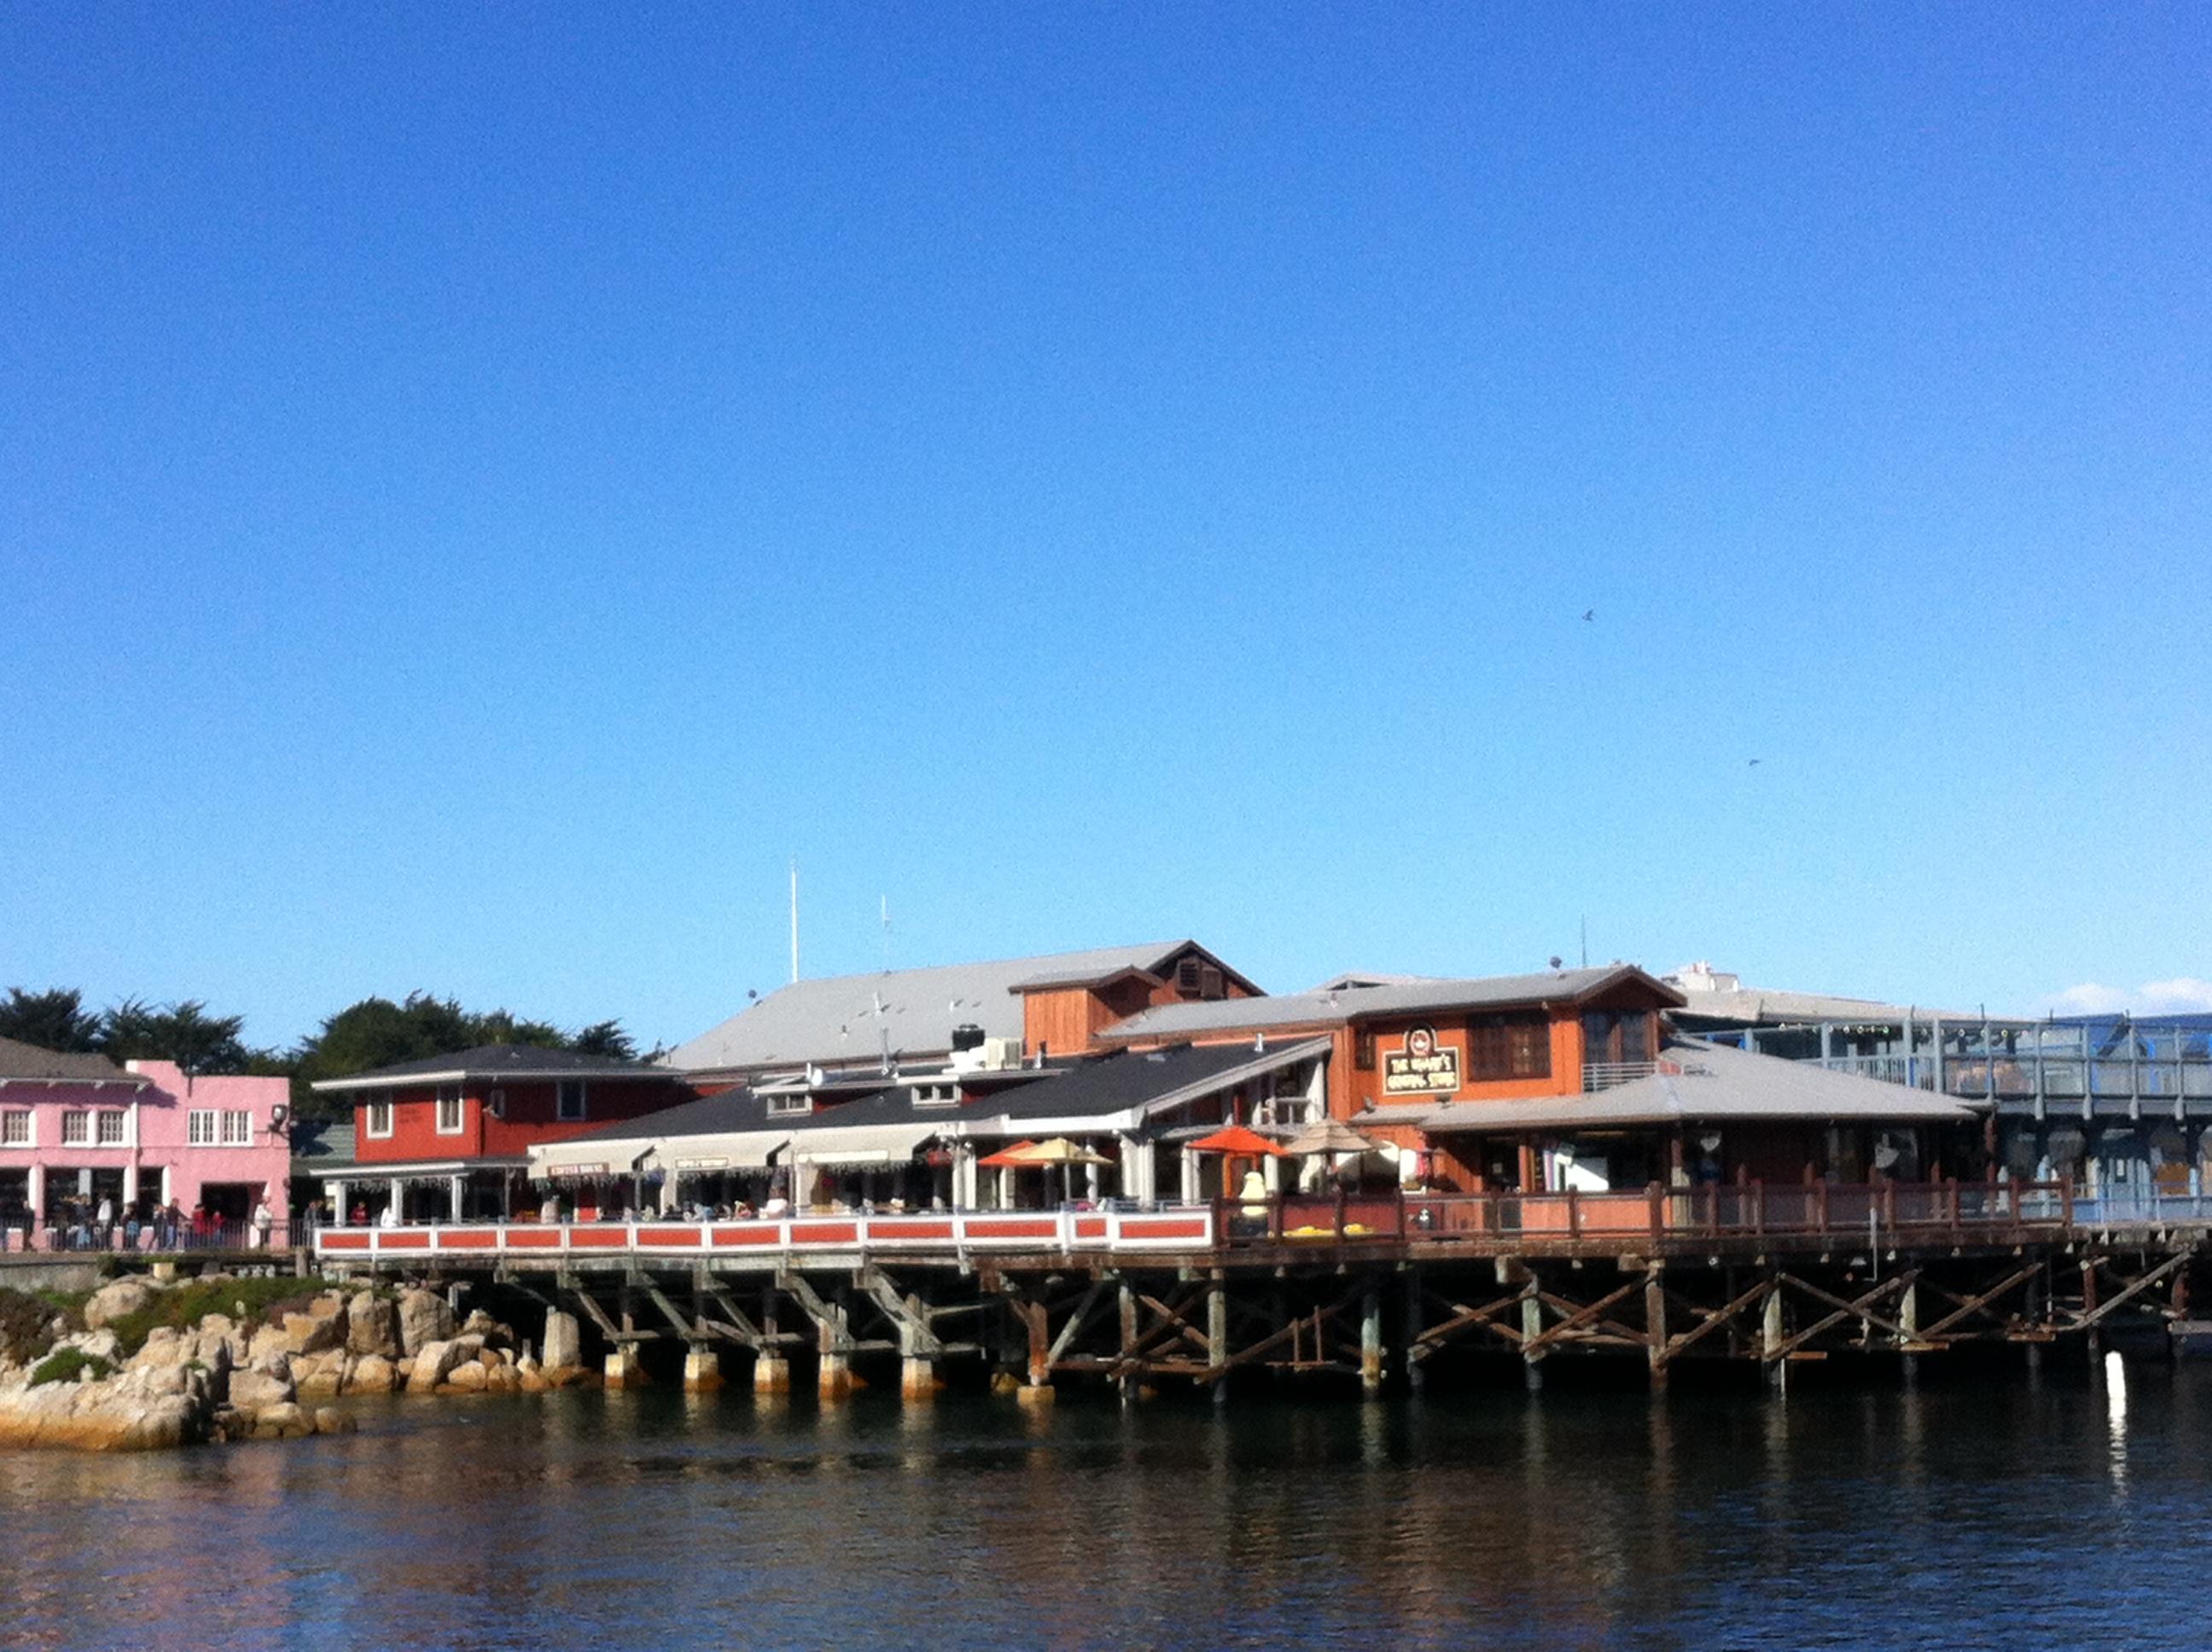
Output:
[293, 1351, 349, 1399]
[398, 1289, 456, 1357]
[346, 1295, 400, 1359]
[540, 1310, 582, 1371]
[252, 1402, 314, 1440]
[83, 1277, 162, 1331]
[0, 1359, 213, 1451]
[225, 1365, 296, 1416]
[247, 1325, 292, 1367]
[344, 1353, 399, 1394]
[405, 1335, 484, 1393]
[443, 1360, 487, 1393]
[281, 1312, 342, 1357]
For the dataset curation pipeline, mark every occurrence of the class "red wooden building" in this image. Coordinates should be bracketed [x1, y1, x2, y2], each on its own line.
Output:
[309, 1044, 693, 1224]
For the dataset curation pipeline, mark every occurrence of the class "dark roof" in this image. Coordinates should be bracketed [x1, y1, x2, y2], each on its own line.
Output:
[0, 1036, 147, 1086]
[289, 1119, 357, 1166]
[567, 1039, 1325, 1146]
[311, 1044, 682, 1091]
[1100, 964, 1685, 1041]
[978, 1040, 1322, 1123]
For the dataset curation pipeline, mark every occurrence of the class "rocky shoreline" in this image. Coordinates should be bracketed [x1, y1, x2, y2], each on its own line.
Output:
[0, 1274, 597, 1452]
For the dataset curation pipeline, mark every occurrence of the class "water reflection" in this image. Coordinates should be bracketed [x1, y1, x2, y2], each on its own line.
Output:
[4, 1367, 2211, 1650]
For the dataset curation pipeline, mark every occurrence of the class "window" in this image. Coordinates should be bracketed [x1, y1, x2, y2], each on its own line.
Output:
[911, 1083, 958, 1108]
[556, 1080, 587, 1122]
[61, 1111, 88, 1146]
[96, 1111, 125, 1146]
[1353, 1030, 1377, 1071]
[1582, 1010, 1654, 1068]
[765, 1093, 812, 1118]
[188, 1109, 218, 1146]
[1, 1111, 29, 1146]
[436, 1085, 464, 1135]
[364, 1099, 393, 1139]
[1467, 1015, 1551, 1081]
[1176, 957, 1202, 992]
[220, 1110, 253, 1145]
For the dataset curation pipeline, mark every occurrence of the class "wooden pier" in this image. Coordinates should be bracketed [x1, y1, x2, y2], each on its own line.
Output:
[311, 1181, 2212, 1399]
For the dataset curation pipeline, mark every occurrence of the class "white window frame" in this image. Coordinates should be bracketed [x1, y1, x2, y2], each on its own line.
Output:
[0, 1110, 31, 1147]
[95, 1110, 125, 1146]
[188, 1109, 218, 1146]
[364, 1097, 393, 1139]
[556, 1080, 587, 1123]
[220, 1109, 252, 1146]
[60, 1110, 89, 1147]
[765, 1093, 812, 1118]
[435, 1085, 464, 1135]
[911, 1083, 958, 1108]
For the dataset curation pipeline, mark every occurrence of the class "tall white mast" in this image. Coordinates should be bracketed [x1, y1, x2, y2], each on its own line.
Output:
[789, 858, 800, 985]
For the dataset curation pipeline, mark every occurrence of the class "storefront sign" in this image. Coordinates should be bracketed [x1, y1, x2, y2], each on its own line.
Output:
[1382, 1026, 1460, 1095]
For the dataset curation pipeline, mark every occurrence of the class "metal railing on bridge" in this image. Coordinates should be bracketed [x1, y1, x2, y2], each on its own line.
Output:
[1225, 1178, 2212, 1249]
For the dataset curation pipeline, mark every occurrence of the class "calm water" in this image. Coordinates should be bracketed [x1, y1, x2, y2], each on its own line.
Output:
[3, 1358, 2207, 1651]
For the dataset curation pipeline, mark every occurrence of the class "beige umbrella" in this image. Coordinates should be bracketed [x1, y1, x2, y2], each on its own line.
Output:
[1285, 1119, 1382, 1157]
[1007, 1137, 1114, 1166]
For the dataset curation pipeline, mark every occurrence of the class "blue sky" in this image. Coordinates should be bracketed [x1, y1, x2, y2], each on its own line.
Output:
[3, 5, 2207, 1050]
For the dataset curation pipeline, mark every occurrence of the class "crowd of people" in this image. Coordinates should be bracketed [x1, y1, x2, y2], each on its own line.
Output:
[3, 1193, 279, 1253]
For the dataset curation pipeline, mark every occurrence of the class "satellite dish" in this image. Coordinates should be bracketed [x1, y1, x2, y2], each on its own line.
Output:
[1549, 956, 1563, 969]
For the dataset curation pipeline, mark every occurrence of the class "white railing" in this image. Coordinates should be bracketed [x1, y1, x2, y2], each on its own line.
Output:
[313, 1204, 1217, 1263]
[1583, 1062, 1659, 1092]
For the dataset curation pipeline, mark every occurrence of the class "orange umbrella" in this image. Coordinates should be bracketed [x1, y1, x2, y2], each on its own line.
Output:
[977, 1140, 1038, 1169]
[1189, 1125, 1289, 1157]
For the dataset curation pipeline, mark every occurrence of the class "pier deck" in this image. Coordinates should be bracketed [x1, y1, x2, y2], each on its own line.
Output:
[311, 1183, 2212, 1398]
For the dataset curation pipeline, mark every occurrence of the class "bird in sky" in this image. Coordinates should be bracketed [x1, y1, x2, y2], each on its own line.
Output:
[1749, 758, 1762, 767]
[1581, 609, 1594, 622]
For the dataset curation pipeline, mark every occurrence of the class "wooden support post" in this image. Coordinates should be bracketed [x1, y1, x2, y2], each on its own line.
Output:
[1360, 1289, 1382, 1399]
[1520, 1278, 1544, 1392]
[1644, 1267, 1668, 1394]
[2082, 1259, 2101, 1359]
[1762, 1279, 1785, 1392]
[819, 1283, 853, 1401]
[1118, 1280, 1140, 1405]
[756, 1283, 789, 1393]
[1898, 1277, 1920, 1386]
[1208, 1275, 1229, 1406]
[1403, 1271, 1424, 1395]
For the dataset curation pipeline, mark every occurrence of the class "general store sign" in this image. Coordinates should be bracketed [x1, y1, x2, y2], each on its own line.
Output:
[1382, 1026, 1460, 1095]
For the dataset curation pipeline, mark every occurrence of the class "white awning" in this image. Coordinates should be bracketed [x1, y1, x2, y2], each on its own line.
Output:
[532, 1132, 789, 1176]
[790, 1123, 942, 1169]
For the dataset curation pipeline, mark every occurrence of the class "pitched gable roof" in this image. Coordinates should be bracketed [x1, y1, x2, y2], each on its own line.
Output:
[0, 1036, 147, 1086]
[667, 941, 1254, 1075]
[310, 1044, 678, 1092]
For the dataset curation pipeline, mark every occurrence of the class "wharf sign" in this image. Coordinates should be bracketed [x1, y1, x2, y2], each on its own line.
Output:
[1382, 1027, 1460, 1095]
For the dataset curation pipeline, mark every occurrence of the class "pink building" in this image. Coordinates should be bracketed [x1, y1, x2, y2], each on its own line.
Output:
[0, 1036, 292, 1248]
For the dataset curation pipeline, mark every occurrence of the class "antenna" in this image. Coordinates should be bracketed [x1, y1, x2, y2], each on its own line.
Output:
[881, 895, 892, 973]
[789, 858, 800, 985]
[1580, 915, 1587, 969]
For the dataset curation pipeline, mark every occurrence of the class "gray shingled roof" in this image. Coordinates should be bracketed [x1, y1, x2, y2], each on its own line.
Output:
[1406, 1038, 1976, 1131]
[1099, 965, 1681, 1041]
[667, 942, 1230, 1075]
[311, 1044, 679, 1091]
[0, 1036, 147, 1086]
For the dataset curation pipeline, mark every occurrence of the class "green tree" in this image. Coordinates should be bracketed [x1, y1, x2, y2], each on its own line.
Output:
[0, 988, 102, 1053]
[288, 992, 643, 1121]
[96, 998, 254, 1075]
